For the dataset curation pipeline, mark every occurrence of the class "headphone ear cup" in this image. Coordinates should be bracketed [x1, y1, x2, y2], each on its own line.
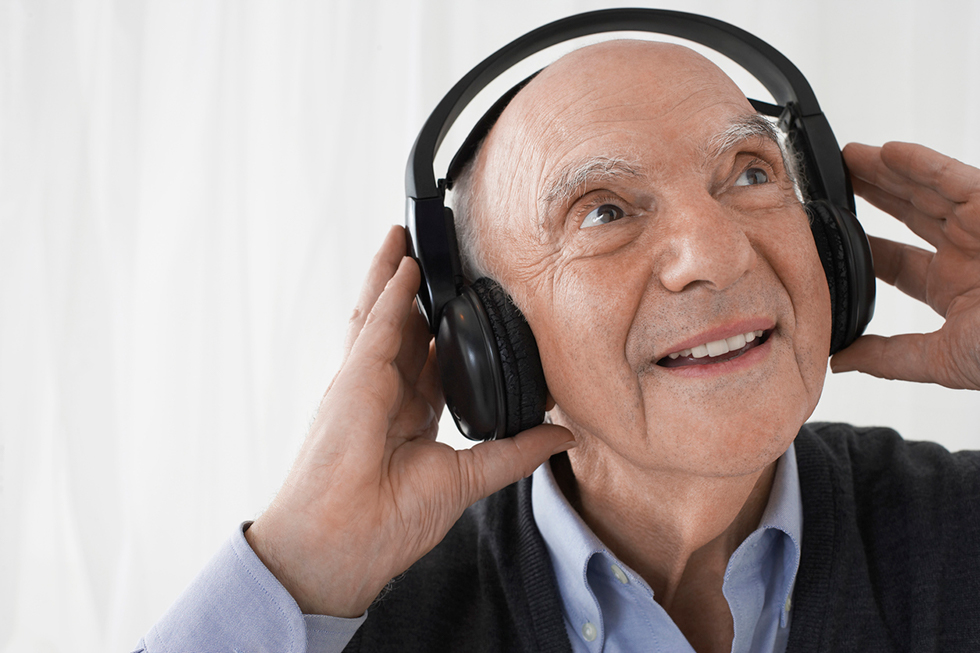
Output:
[806, 199, 875, 355]
[470, 277, 547, 437]
[806, 200, 848, 354]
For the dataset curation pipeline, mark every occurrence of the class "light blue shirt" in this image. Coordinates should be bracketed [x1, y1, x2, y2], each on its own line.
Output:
[132, 521, 366, 652]
[135, 446, 801, 652]
[532, 444, 803, 653]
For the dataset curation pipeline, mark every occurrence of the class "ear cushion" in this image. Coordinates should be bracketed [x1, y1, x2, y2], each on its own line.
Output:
[806, 200, 850, 355]
[470, 278, 547, 436]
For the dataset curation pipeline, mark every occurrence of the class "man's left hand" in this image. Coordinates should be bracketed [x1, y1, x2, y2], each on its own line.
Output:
[831, 141, 980, 390]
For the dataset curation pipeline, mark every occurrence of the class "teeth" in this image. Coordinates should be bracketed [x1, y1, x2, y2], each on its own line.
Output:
[726, 333, 746, 350]
[670, 330, 765, 360]
[706, 339, 729, 356]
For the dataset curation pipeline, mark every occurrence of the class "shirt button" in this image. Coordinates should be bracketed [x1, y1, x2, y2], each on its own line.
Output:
[582, 621, 598, 642]
[610, 563, 629, 584]
[785, 597, 792, 613]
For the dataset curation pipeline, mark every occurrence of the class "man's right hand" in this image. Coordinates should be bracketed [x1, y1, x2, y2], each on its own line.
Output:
[245, 225, 575, 618]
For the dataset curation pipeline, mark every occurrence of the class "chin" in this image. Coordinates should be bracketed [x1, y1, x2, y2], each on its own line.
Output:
[653, 396, 814, 478]
[552, 403, 802, 480]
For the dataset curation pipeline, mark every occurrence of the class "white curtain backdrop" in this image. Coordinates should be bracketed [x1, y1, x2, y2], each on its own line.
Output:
[2, 0, 978, 650]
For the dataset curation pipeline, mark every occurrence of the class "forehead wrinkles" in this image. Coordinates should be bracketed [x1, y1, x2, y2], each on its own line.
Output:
[477, 93, 566, 240]
[478, 41, 758, 236]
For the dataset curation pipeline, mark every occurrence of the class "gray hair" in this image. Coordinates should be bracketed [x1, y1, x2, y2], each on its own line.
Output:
[448, 149, 495, 282]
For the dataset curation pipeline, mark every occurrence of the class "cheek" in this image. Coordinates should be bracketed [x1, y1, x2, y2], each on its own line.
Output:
[781, 225, 833, 401]
[527, 260, 648, 434]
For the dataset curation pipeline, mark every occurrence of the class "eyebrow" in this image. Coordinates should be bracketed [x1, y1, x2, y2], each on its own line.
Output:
[537, 114, 783, 215]
[540, 156, 646, 208]
[704, 113, 782, 161]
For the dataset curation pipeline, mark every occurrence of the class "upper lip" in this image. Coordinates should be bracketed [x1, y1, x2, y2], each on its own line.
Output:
[659, 318, 775, 360]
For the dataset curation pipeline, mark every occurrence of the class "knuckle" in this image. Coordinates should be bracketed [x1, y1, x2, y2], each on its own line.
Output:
[507, 436, 536, 479]
[457, 448, 489, 503]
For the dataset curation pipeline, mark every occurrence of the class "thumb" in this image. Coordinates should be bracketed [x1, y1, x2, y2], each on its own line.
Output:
[458, 424, 576, 506]
[830, 333, 937, 384]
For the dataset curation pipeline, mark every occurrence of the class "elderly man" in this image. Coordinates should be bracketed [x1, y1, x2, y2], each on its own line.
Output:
[137, 38, 980, 653]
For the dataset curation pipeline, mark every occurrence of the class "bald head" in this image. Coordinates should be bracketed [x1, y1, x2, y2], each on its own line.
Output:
[451, 41, 775, 295]
[490, 40, 750, 155]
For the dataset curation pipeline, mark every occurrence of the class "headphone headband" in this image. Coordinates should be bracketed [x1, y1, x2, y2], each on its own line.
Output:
[407, 8, 838, 200]
[406, 8, 852, 329]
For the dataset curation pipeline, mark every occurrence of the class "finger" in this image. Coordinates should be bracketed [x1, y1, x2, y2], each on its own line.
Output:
[830, 332, 938, 384]
[841, 142, 880, 177]
[852, 176, 947, 246]
[343, 225, 408, 359]
[880, 141, 980, 206]
[880, 141, 980, 240]
[415, 340, 445, 426]
[456, 424, 576, 506]
[868, 235, 935, 305]
[846, 143, 953, 245]
[349, 256, 422, 370]
[394, 304, 434, 385]
[846, 142, 954, 215]
[386, 338, 445, 444]
[324, 228, 410, 398]
[846, 142, 980, 244]
[316, 258, 422, 457]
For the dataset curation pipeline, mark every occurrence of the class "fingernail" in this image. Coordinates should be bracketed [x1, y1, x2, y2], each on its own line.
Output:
[552, 439, 577, 455]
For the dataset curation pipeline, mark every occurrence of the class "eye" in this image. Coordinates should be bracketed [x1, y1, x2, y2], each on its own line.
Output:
[734, 167, 770, 186]
[580, 204, 625, 229]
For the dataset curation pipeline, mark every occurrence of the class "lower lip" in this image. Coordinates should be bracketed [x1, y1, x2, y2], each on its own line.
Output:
[658, 335, 773, 378]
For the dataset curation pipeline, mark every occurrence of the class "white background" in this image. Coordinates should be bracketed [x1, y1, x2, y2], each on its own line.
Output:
[1, 0, 979, 650]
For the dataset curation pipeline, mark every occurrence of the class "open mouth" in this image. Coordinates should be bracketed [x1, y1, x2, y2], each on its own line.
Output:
[656, 329, 772, 368]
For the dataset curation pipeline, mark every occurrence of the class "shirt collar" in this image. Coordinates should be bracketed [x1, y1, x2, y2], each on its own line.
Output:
[531, 452, 614, 644]
[758, 440, 803, 542]
[531, 443, 803, 639]
[746, 440, 803, 628]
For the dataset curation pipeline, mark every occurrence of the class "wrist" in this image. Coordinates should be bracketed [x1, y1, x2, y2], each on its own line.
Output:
[245, 515, 383, 618]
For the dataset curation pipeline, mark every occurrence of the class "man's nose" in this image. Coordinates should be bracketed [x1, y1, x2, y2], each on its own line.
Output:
[656, 194, 756, 293]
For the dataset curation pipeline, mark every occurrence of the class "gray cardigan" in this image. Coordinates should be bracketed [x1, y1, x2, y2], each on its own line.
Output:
[343, 423, 980, 652]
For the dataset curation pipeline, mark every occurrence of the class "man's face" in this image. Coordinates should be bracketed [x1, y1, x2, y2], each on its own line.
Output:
[472, 41, 831, 478]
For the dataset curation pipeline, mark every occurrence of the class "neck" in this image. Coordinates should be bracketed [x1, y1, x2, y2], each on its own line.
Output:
[550, 428, 779, 653]
[554, 448, 775, 603]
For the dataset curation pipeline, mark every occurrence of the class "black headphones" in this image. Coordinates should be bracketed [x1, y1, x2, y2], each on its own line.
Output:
[405, 8, 875, 441]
